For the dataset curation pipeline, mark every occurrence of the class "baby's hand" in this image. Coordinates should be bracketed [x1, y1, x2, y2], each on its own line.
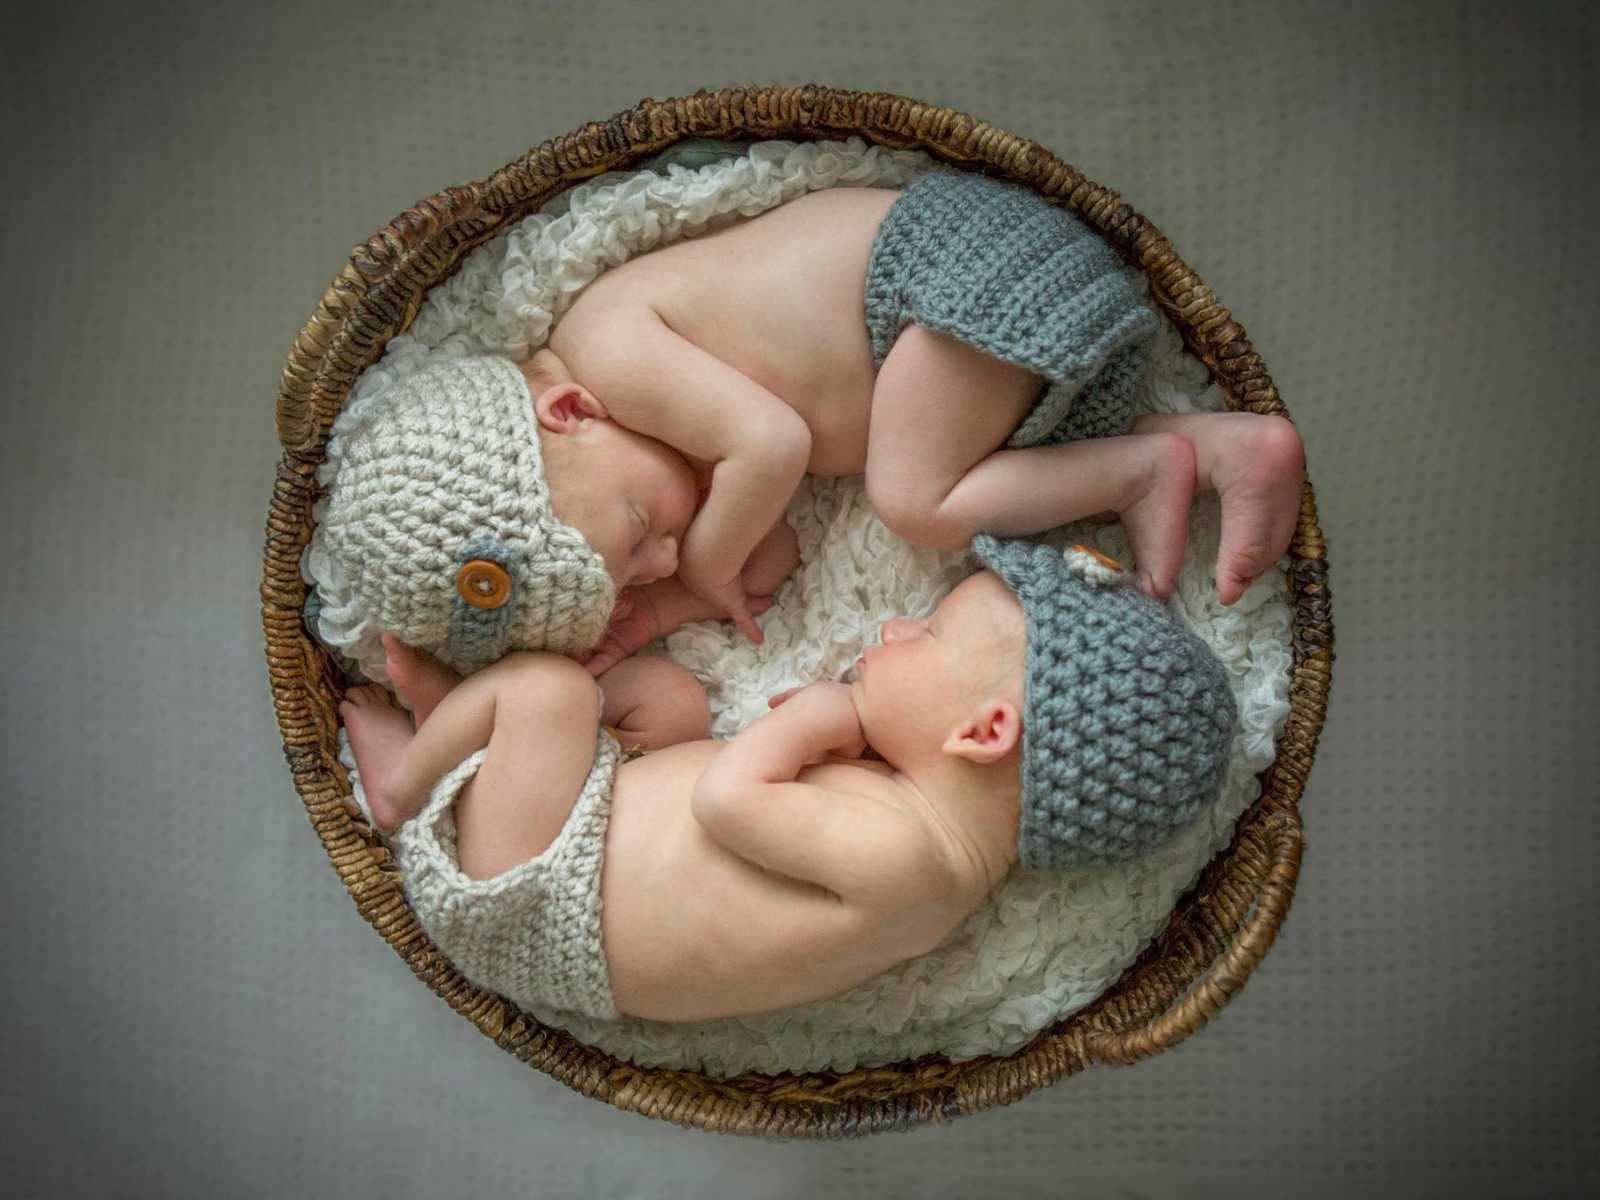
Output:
[576, 587, 660, 677]
[678, 517, 798, 643]
[679, 559, 768, 645]
[765, 682, 867, 760]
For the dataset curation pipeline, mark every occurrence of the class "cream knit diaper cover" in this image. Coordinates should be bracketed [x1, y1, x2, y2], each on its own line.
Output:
[393, 728, 622, 1020]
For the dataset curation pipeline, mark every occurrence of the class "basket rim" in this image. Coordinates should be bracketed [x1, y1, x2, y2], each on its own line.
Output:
[260, 83, 1333, 1139]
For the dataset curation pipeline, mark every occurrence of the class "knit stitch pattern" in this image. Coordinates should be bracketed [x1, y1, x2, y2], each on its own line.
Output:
[393, 729, 622, 1021]
[971, 535, 1238, 869]
[317, 355, 614, 672]
[864, 170, 1159, 449]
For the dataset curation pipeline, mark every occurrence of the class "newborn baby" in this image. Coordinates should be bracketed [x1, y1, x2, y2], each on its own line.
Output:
[340, 538, 1237, 1024]
[512, 168, 1302, 630]
[318, 169, 1305, 683]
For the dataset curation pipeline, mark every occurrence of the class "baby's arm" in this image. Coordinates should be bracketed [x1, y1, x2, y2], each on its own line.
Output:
[580, 516, 802, 675]
[691, 684, 959, 909]
[575, 306, 811, 641]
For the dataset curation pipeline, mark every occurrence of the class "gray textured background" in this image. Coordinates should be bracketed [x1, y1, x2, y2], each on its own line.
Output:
[3, 0, 1596, 1195]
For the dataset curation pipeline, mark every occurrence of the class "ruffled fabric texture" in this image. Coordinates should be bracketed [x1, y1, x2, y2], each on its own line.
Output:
[311, 138, 1294, 1076]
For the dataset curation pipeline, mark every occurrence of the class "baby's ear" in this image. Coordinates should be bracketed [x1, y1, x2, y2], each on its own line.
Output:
[943, 699, 1021, 765]
[533, 382, 608, 432]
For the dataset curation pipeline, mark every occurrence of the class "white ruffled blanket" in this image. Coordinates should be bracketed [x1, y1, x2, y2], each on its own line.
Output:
[302, 138, 1293, 1077]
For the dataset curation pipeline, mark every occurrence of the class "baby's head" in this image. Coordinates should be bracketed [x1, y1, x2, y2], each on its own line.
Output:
[318, 353, 696, 672]
[521, 348, 699, 591]
[969, 535, 1240, 870]
[852, 538, 1238, 872]
[849, 570, 1029, 799]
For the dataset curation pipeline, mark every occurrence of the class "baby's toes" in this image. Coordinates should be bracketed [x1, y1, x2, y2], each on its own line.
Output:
[341, 683, 389, 711]
[1215, 552, 1264, 606]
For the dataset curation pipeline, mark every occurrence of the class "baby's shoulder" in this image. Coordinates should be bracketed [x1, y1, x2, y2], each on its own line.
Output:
[797, 760, 984, 905]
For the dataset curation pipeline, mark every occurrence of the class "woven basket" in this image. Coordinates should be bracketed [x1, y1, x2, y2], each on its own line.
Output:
[261, 85, 1333, 1138]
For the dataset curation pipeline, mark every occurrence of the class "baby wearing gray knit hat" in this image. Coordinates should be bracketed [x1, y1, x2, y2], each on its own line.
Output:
[969, 535, 1238, 868]
[339, 531, 1238, 1023]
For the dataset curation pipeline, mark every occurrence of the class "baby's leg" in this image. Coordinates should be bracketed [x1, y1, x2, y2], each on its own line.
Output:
[382, 633, 460, 727]
[1130, 412, 1305, 605]
[446, 653, 604, 879]
[343, 635, 464, 833]
[340, 685, 418, 834]
[596, 655, 711, 752]
[341, 657, 509, 835]
[867, 325, 1196, 598]
[353, 650, 603, 877]
[865, 326, 1043, 551]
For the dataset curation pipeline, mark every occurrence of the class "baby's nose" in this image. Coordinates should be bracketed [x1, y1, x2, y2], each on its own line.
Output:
[645, 535, 679, 582]
[881, 617, 918, 643]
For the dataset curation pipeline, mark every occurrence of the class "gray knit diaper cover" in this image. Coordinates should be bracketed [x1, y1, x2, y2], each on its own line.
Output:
[864, 170, 1159, 447]
[393, 728, 622, 1021]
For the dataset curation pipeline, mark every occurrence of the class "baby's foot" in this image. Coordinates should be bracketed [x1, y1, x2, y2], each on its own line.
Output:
[339, 684, 415, 834]
[1118, 431, 1197, 601]
[382, 633, 461, 727]
[1208, 415, 1305, 605]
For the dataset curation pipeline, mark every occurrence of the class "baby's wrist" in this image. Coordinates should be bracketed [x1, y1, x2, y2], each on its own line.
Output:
[787, 683, 863, 745]
[683, 547, 741, 594]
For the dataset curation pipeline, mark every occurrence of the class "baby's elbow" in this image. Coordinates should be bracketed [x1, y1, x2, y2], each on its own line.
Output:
[689, 778, 718, 828]
[690, 768, 737, 833]
[906, 860, 964, 913]
[856, 842, 962, 913]
[757, 406, 812, 476]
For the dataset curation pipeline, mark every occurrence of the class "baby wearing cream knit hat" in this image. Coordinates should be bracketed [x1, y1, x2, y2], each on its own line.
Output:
[339, 532, 1237, 1024]
[318, 354, 618, 674]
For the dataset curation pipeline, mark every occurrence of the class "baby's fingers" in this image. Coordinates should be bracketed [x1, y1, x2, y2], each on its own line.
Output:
[581, 649, 618, 677]
[730, 601, 764, 645]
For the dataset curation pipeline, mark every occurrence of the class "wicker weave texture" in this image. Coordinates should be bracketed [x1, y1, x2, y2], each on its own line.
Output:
[260, 85, 1333, 1139]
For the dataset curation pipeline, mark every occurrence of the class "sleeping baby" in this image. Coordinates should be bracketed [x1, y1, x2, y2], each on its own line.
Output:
[317, 168, 1305, 686]
[341, 538, 1237, 1023]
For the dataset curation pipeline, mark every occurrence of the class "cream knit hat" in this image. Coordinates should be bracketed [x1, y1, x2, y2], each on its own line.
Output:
[318, 355, 615, 672]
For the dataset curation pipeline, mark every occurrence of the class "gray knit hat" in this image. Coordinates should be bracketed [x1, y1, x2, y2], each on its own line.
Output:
[318, 354, 615, 672]
[970, 534, 1238, 870]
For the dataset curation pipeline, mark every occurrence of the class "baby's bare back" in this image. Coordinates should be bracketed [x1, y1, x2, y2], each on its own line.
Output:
[598, 739, 980, 1022]
[553, 186, 901, 476]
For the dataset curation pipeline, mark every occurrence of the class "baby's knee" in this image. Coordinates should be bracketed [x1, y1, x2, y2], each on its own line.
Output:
[604, 656, 710, 749]
[493, 651, 603, 724]
[864, 465, 970, 552]
[647, 663, 711, 744]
